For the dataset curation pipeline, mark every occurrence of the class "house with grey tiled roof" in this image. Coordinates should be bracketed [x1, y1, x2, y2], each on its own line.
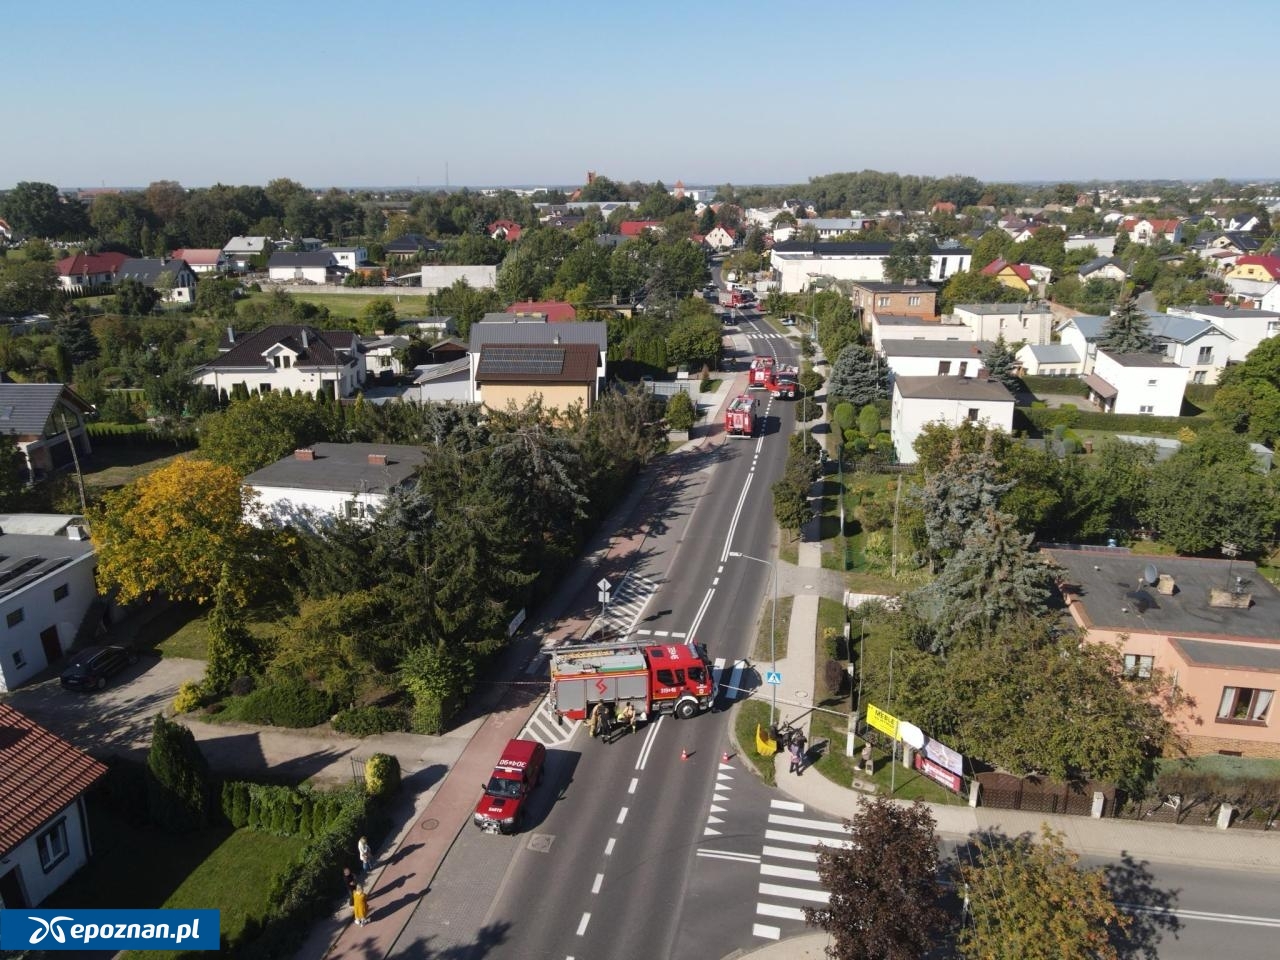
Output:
[468, 317, 607, 408]
[890, 375, 1015, 465]
[192, 324, 366, 400]
[116, 257, 196, 302]
[267, 251, 342, 285]
[1077, 256, 1127, 283]
[0, 383, 94, 481]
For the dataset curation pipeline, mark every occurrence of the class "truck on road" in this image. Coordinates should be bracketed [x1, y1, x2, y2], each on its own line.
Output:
[548, 640, 716, 722]
[473, 738, 546, 835]
[724, 393, 759, 437]
[748, 356, 799, 396]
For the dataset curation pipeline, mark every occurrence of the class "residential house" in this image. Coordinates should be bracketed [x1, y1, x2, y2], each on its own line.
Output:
[0, 514, 100, 693]
[998, 216, 1031, 237]
[474, 342, 600, 414]
[1043, 549, 1280, 758]
[1077, 256, 1127, 283]
[619, 220, 664, 237]
[244, 443, 428, 527]
[849, 280, 937, 327]
[1056, 314, 1108, 374]
[363, 334, 410, 379]
[1084, 350, 1186, 416]
[507, 300, 577, 323]
[192, 324, 366, 399]
[1008, 226, 1043, 245]
[327, 247, 369, 271]
[222, 236, 271, 270]
[1166, 305, 1280, 364]
[1207, 232, 1262, 256]
[869, 314, 973, 352]
[469, 317, 607, 408]
[116, 258, 196, 302]
[1016, 342, 1085, 377]
[0, 703, 108, 906]
[170, 248, 226, 274]
[425, 336, 468, 364]
[794, 217, 876, 238]
[890, 376, 1015, 465]
[400, 316, 458, 338]
[1121, 217, 1185, 245]
[1145, 313, 1236, 384]
[419, 264, 497, 293]
[880, 340, 988, 382]
[980, 258, 1036, 294]
[769, 241, 971, 293]
[1225, 213, 1261, 233]
[54, 252, 127, 293]
[705, 225, 737, 251]
[952, 302, 1055, 346]
[489, 220, 523, 242]
[1065, 234, 1117, 257]
[1225, 255, 1280, 284]
[267, 251, 342, 285]
[1265, 286, 1280, 314]
[386, 233, 440, 259]
[0, 384, 94, 482]
[410, 357, 471, 404]
[0, 217, 11, 241]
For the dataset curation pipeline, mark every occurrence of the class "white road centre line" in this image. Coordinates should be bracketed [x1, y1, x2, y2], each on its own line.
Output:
[616, 806, 628, 824]
[712, 577, 719, 586]
[576, 913, 591, 936]
[719, 471, 755, 562]
[688, 586, 717, 639]
[604, 837, 616, 856]
[717, 565, 723, 574]
[770, 799, 805, 811]
[760, 863, 821, 883]
[591, 873, 604, 894]
[628, 777, 638, 794]
[635, 714, 663, 770]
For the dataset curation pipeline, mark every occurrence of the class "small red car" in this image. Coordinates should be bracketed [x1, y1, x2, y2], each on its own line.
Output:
[473, 738, 546, 834]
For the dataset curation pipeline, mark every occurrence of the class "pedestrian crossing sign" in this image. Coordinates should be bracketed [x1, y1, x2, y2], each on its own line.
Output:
[765, 670, 782, 685]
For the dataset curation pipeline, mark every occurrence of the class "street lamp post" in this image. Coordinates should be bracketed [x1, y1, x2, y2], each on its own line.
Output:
[729, 550, 778, 726]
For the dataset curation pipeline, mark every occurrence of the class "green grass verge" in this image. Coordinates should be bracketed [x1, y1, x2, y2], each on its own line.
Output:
[131, 602, 280, 660]
[81, 447, 185, 494]
[754, 596, 793, 661]
[1156, 755, 1280, 780]
[237, 289, 427, 321]
[733, 698, 777, 786]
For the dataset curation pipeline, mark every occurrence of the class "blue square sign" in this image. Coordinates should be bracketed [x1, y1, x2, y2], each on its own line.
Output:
[765, 671, 782, 685]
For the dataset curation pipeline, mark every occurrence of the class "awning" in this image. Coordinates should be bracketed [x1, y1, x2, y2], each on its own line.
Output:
[1082, 372, 1117, 400]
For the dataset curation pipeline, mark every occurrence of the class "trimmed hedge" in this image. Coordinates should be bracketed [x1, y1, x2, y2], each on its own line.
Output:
[219, 781, 356, 840]
[1022, 375, 1090, 397]
[331, 705, 409, 737]
[87, 422, 198, 449]
[229, 677, 334, 728]
[1015, 405, 1208, 437]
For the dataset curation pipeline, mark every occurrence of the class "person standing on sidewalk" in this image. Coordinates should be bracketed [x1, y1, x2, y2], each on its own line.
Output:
[343, 866, 360, 904]
[352, 885, 370, 926]
[358, 835, 372, 874]
[788, 738, 802, 775]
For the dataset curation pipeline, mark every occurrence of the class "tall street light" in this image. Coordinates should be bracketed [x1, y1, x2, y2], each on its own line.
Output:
[729, 550, 778, 726]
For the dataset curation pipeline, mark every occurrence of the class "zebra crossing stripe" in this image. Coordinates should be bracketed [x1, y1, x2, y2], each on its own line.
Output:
[770, 799, 805, 812]
[765, 828, 852, 849]
[760, 863, 821, 883]
[758, 882, 829, 904]
[752, 923, 781, 940]
[768, 813, 852, 833]
[756, 903, 806, 921]
[762, 844, 820, 863]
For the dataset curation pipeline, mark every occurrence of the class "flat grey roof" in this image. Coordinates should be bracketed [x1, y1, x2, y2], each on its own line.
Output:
[1170, 637, 1280, 672]
[469, 319, 607, 353]
[894, 375, 1013, 402]
[1183, 306, 1280, 320]
[876, 314, 964, 327]
[0, 531, 94, 600]
[244, 442, 426, 494]
[1104, 352, 1180, 368]
[881, 339, 990, 358]
[1044, 548, 1280, 641]
[954, 303, 1053, 315]
[1023, 343, 1081, 363]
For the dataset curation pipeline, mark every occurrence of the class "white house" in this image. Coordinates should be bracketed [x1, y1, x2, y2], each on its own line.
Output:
[1077, 256, 1127, 283]
[1144, 313, 1236, 384]
[170, 248, 226, 274]
[192, 324, 366, 400]
[1121, 217, 1185, 245]
[1056, 314, 1109, 375]
[244, 443, 428, 528]
[0, 703, 108, 907]
[1264, 285, 1280, 314]
[222, 236, 271, 270]
[793, 217, 876, 239]
[1166, 305, 1280, 364]
[891, 376, 1015, 465]
[420, 264, 498, 294]
[705, 225, 737, 250]
[410, 357, 472, 403]
[363, 334, 409, 379]
[1085, 350, 1186, 417]
[468, 316, 608, 405]
[327, 247, 369, 270]
[1016, 342, 1084, 377]
[1065, 234, 1117, 257]
[951, 303, 1056, 346]
[769, 241, 971, 293]
[0, 514, 100, 693]
[116, 257, 196, 302]
[880, 340, 989, 382]
[267, 251, 341, 285]
[400, 315, 457, 337]
[869, 314, 973, 352]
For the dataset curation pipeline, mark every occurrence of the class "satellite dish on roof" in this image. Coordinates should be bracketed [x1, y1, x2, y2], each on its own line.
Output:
[1142, 563, 1159, 586]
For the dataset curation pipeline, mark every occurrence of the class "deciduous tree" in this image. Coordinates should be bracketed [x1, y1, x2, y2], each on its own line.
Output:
[197, 391, 337, 476]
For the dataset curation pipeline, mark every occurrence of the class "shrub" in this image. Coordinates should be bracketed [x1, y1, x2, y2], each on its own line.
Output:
[146, 715, 211, 833]
[233, 677, 333, 728]
[229, 675, 256, 697]
[665, 390, 696, 431]
[365, 753, 401, 798]
[822, 659, 846, 699]
[173, 680, 204, 714]
[857, 498, 892, 532]
[332, 706, 409, 737]
[857, 404, 881, 439]
[832, 402, 856, 434]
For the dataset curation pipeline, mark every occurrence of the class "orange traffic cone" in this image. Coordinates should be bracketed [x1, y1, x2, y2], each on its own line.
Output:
[681, 747, 689, 761]
[722, 750, 731, 763]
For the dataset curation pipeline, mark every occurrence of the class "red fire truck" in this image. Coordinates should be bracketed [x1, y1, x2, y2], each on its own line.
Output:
[724, 393, 759, 437]
[548, 640, 717, 722]
[748, 356, 800, 397]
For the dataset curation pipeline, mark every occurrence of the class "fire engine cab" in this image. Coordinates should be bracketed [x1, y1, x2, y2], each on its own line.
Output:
[748, 355, 799, 397]
[724, 393, 758, 437]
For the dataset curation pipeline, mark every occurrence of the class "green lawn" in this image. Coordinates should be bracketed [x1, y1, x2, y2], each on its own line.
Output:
[238, 289, 428, 321]
[131, 601, 281, 660]
[733, 698, 777, 786]
[754, 596, 793, 661]
[81, 445, 186, 494]
[45, 806, 304, 954]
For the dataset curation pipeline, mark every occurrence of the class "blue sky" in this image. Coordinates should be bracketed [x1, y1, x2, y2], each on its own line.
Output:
[2, 0, 1271, 189]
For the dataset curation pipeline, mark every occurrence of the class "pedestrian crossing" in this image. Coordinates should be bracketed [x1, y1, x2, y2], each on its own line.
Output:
[703, 760, 736, 837]
[517, 695, 580, 748]
[752, 799, 849, 941]
[596, 572, 659, 638]
[711, 657, 750, 705]
[745, 332, 786, 340]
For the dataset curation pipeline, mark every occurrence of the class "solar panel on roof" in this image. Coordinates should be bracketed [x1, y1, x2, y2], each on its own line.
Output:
[479, 345, 566, 375]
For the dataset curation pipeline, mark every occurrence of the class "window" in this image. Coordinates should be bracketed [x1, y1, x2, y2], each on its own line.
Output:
[908, 295, 921, 307]
[655, 669, 676, 686]
[967, 408, 980, 422]
[259, 383, 271, 393]
[282, 356, 292, 369]
[1217, 687, 1273, 724]
[378, 356, 392, 368]
[938, 361, 952, 375]
[1193, 371, 1206, 384]
[344, 500, 368, 520]
[53, 584, 69, 602]
[1198, 346, 1213, 364]
[1122, 654, 1153, 679]
[272, 356, 281, 369]
[6, 609, 23, 628]
[37, 819, 69, 871]
[1139, 405, 1154, 414]
[877, 296, 890, 308]
[940, 257, 948, 275]
[1269, 321, 1279, 334]
[958, 361, 969, 377]
[1147, 379, 1157, 386]
[12, 649, 26, 669]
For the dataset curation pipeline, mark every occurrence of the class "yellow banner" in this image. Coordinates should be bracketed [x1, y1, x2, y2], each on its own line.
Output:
[866, 703, 899, 738]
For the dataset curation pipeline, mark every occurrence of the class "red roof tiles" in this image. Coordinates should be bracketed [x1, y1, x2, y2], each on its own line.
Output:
[620, 220, 663, 237]
[1234, 255, 1280, 280]
[55, 252, 128, 277]
[507, 300, 577, 323]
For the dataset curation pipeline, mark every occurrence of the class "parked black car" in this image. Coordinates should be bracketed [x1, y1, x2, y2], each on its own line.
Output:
[60, 645, 138, 691]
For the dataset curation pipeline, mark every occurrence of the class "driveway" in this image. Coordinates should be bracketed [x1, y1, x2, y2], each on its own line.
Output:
[3, 655, 470, 786]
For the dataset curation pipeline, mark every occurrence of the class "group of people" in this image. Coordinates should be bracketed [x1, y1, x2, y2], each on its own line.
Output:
[343, 835, 375, 926]
[588, 700, 639, 740]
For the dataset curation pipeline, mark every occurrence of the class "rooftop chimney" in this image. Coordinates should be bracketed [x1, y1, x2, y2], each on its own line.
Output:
[367, 453, 388, 466]
[226, 325, 235, 344]
[295, 448, 315, 461]
[1155, 574, 1177, 596]
[301, 329, 310, 350]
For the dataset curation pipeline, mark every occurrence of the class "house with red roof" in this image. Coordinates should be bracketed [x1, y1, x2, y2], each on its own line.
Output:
[980, 258, 1035, 293]
[1226, 255, 1280, 283]
[54, 251, 128, 292]
[507, 300, 577, 323]
[489, 220, 523, 242]
[619, 220, 664, 237]
[1120, 217, 1185, 245]
[170, 248, 226, 274]
[930, 201, 957, 216]
[706, 225, 737, 251]
[0, 703, 108, 906]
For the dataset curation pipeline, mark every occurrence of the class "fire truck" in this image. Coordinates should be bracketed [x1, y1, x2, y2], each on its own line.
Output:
[748, 356, 800, 397]
[547, 640, 717, 722]
[724, 393, 759, 437]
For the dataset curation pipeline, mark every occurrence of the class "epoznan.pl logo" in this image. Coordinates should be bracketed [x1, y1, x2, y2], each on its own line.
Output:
[0, 909, 220, 951]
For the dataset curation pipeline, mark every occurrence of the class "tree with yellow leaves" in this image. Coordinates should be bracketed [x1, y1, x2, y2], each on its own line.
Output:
[89, 457, 263, 605]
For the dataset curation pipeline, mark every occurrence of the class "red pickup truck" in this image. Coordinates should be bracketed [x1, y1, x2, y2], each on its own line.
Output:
[473, 738, 546, 834]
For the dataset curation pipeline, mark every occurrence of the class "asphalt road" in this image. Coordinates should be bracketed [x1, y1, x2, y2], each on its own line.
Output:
[391, 312, 801, 959]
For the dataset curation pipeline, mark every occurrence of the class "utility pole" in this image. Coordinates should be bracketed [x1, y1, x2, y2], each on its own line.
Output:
[890, 473, 903, 579]
[60, 414, 88, 514]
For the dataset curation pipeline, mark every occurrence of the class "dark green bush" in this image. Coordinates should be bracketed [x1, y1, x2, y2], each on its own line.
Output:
[332, 705, 409, 737]
[1018, 405, 1204, 437]
[233, 678, 333, 728]
[146, 715, 211, 833]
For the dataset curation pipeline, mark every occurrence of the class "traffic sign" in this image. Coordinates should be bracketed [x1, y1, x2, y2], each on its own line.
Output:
[597, 590, 609, 604]
[597, 577, 612, 592]
[765, 671, 782, 685]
